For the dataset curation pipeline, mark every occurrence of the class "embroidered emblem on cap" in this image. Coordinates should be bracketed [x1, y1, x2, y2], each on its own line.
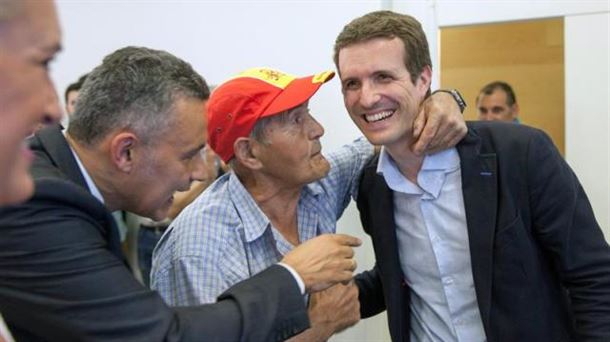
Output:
[237, 68, 295, 89]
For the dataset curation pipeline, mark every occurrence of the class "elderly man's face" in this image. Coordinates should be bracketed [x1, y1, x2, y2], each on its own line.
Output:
[0, 0, 62, 205]
[252, 102, 330, 188]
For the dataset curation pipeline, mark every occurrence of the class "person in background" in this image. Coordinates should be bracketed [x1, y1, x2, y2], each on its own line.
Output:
[64, 73, 88, 116]
[476, 81, 520, 123]
[335, 10, 610, 341]
[0, 44, 362, 341]
[151, 66, 466, 341]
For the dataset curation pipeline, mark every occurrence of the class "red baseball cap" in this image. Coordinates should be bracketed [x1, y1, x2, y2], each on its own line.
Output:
[207, 67, 335, 162]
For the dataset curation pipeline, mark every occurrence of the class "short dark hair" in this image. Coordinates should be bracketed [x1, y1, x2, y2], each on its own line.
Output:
[67, 46, 209, 146]
[64, 73, 89, 103]
[333, 10, 431, 84]
[477, 81, 517, 106]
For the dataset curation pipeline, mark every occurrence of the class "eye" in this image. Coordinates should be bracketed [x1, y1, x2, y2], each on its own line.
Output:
[343, 79, 359, 91]
[183, 147, 204, 161]
[375, 73, 392, 82]
[292, 112, 305, 124]
[40, 57, 55, 70]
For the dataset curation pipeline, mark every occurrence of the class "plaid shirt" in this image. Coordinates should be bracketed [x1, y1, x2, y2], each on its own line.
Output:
[151, 138, 373, 305]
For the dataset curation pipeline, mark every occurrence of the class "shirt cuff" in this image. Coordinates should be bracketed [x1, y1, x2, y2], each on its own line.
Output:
[277, 262, 306, 294]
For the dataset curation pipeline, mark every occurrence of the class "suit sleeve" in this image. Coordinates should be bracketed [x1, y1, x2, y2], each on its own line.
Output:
[0, 182, 309, 342]
[354, 265, 387, 318]
[526, 130, 610, 340]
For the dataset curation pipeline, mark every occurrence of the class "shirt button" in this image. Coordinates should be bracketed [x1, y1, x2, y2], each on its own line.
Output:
[443, 277, 454, 285]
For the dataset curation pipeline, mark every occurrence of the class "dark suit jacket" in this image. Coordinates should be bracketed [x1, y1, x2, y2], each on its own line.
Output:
[0, 125, 309, 342]
[355, 122, 610, 342]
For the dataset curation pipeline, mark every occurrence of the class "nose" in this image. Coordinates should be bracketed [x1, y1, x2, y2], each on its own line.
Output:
[358, 81, 380, 109]
[43, 82, 62, 125]
[190, 148, 208, 183]
[307, 114, 325, 140]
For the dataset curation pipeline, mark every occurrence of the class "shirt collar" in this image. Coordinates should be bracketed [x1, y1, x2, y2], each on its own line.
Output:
[377, 147, 460, 199]
[227, 172, 323, 243]
[228, 172, 272, 242]
[64, 132, 105, 204]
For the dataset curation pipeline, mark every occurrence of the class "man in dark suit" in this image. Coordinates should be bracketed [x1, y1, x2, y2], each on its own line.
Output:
[0, 44, 363, 341]
[334, 10, 610, 341]
[0, 1, 63, 340]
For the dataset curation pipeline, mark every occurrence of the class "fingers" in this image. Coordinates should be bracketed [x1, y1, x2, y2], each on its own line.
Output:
[427, 120, 467, 154]
[332, 233, 362, 247]
[412, 107, 426, 139]
[412, 113, 441, 156]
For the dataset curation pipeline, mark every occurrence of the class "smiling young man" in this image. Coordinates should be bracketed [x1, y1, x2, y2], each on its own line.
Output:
[151, 66, 467, 341]
[335, 10, 610, 341]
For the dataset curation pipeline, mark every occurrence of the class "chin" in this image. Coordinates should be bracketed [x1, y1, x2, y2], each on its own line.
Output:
[0, 175, 34, 206]
[150, 204, 171, 221]
[312, 161, 331, 181]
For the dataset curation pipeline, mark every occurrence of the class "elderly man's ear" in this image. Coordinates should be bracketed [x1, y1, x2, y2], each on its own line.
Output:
[233, 137, 263, 170]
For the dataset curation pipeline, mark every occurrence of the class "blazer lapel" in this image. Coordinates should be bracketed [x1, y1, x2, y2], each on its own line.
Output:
[457, 130, 497, 335]
[33, 126, 127, 264]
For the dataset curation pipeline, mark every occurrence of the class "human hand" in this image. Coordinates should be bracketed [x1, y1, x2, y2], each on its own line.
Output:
[309, 282, 360, 334]
[286, 282, 360, 342]
[281, 234, 361, 293]
[412, 90, 467, 156]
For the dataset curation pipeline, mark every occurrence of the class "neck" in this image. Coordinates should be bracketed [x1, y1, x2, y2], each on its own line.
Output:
[240, 173, 302, 246]
[385, 141, 425, 184]
[65, 133, 123, 212]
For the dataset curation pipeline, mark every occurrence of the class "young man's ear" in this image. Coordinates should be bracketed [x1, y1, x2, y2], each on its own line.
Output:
[110, 132, 138, 173]
[417, 65, 432, 93]
[511, 103, 521, 120]
[233, 137, 263, 170]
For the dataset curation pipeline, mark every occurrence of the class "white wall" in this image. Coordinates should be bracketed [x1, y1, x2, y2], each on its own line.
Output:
[565, 11, 610, 241]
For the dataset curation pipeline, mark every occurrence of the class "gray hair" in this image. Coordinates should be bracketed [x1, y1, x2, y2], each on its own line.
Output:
[228, 109, 293, 169]
[67, 46, 209, 146]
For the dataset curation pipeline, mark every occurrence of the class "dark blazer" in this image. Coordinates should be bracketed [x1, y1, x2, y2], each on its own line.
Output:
[355, 122, 610, 342]
[0, 125, 308, 342]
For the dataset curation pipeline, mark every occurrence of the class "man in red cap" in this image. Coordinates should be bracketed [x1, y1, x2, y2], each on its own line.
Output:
[152, 67, 466, 341]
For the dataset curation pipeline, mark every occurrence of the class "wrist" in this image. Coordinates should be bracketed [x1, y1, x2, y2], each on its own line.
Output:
[432, 89, 466, 113]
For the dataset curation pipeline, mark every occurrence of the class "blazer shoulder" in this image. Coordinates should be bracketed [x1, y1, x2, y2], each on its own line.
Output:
[466, 121, 548, 141]
[463, 121, 552, 155]
[29, 125, 88, 188]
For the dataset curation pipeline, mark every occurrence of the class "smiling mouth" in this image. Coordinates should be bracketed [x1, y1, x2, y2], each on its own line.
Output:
[363, 110, 394, 123]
